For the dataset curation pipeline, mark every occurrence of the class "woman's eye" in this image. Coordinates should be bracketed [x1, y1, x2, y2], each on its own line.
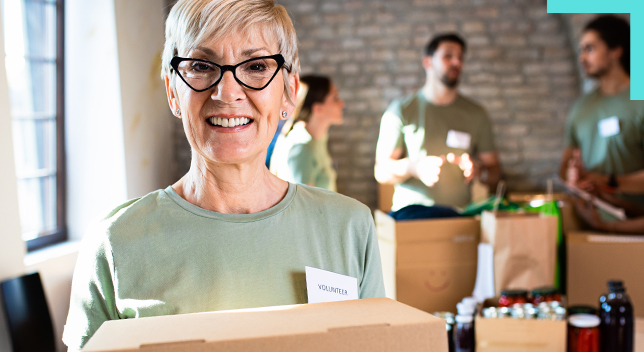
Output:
[191, 63, 213, 72]
[246, 62, 267, 72]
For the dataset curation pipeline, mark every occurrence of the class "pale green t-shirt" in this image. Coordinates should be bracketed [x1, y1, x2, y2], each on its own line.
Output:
[271, 122, 337, 191]
[62, 183, 384, 349]
[376, 91, 496, 211]
[565, 87, 644, 207]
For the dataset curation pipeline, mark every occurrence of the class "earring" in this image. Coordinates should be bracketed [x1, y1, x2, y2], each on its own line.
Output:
[176, 108, 181, 116]
[282, 111, 287, 118]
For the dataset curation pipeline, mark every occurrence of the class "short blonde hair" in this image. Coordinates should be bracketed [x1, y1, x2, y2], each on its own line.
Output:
[161, 0, 300, 102]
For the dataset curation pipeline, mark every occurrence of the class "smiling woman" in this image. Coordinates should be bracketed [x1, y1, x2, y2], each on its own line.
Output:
[62, 1, 385, 350]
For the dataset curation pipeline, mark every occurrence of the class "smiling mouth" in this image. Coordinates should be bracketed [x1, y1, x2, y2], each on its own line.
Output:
[207, 116, 253, 128]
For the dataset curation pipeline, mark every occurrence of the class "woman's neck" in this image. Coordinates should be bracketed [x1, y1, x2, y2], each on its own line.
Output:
[172, 155, 288, 214]
[302, 116, 330, 140]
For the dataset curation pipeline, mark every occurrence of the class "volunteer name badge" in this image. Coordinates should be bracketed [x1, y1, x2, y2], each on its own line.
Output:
[305, 266, 358, 303]
[446, 130, 471, 150]
[598, 116, 620, 138]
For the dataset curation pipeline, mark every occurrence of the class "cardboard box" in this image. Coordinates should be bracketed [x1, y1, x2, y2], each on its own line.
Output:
[375, 210, 479, 314]
[507, 192, 583, 234]
[82, 298, 448, 352]
[567, 231, 644, 317]
[475, 299, 566, 352]
[378, 183, 395, 213]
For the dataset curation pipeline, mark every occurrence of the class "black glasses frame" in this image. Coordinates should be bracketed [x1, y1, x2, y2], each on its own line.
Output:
[170, 54, 287, 92]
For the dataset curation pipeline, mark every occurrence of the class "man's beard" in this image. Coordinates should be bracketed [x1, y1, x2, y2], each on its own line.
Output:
[440, 74, 460, 88]
[584, 62, 610, 79]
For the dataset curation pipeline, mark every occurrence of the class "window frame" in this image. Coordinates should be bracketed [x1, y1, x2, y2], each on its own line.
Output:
[23, 0, 66, 251]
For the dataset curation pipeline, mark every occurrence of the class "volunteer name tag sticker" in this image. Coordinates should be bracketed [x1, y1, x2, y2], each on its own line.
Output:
[305, 266, 358, 303]
[598, 116, 620, 138]
[446, 130, 471, 149]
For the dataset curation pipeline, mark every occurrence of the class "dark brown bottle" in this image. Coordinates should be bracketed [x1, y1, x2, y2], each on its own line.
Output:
[599, 280, 633, 352]
[454, 303, 475, 352]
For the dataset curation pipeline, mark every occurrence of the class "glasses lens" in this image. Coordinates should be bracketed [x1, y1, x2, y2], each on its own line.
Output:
[176, 60, 220, 91]
[236, 57, 280, 89]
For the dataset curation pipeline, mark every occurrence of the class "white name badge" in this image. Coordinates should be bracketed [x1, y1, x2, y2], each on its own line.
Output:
[446, 130, 471, 150]
[305, 266, 358, 304]
[598, 116, 620, 138]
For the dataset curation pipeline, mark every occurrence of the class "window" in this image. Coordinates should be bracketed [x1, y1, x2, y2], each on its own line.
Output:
[2, 0, 65, 250]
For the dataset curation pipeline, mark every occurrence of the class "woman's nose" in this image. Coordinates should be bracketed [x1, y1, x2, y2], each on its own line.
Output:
[211, 71, 245, 103]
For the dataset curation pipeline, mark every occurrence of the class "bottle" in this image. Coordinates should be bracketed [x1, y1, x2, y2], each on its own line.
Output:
[454, 302, 475, 352]
[599, 280, 634, 352]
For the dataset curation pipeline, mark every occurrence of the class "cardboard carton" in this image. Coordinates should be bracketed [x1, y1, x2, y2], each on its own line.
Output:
[82, 298, 448, 352]
[375, 210, 479, 314]
[475, 299, 566, 352]
[567, 231, 644, 317]
[378, 183, 395, 213]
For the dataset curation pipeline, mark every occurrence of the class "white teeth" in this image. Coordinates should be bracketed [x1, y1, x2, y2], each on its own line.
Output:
[209, 117, 251, 127]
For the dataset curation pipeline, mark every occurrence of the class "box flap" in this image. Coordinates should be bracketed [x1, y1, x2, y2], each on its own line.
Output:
[568, 231, 644, 244]
[83, 298, 445, 351]
[394, 217, 479, 244]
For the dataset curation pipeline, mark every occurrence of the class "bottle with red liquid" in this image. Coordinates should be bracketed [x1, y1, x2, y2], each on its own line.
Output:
[599, 280, 633, 352]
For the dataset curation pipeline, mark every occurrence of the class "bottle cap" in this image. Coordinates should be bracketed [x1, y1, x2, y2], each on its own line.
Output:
[456, 302, 475, 316]
[461, 297, 478, 308]
[568, 314, 600, 328]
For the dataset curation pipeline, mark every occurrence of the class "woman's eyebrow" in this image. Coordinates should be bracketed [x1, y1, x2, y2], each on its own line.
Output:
[242, 47, 270, 57]
[193, 46, 216, 57]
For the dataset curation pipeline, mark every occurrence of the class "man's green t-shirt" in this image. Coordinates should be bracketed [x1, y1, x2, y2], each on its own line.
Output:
[376, 91, 496, 211]
[565, 87, 644, 207]
[62, 183, 384, 349]
[271, 123, 337, 191]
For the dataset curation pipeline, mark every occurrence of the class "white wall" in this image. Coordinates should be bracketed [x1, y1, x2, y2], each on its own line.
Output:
[115, 0, 175, 199]
[65, 0, 128, 242]
[0, 4, 28, 350]
[0, 1, 172, 351]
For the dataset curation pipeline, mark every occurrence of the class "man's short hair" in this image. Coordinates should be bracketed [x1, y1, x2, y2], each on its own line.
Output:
[424, 33, 467, 56]
[584, 15, 630, 75]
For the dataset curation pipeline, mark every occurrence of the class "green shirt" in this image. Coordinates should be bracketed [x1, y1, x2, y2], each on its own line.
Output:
[376, 91, 496, 211]
[62, 183, 384, 349]
[565, 87, 644, 206]
[271, 123, 337, 191]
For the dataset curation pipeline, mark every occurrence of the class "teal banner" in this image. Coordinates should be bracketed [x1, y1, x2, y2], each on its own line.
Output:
[547, 0, 642, 100]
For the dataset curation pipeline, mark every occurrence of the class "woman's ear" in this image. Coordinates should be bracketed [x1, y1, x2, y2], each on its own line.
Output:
[164, 75, 181, 118]
[282, 73, 300, 117]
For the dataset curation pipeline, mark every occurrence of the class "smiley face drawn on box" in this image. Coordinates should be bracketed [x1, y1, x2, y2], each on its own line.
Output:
[423, 268, 451, 293]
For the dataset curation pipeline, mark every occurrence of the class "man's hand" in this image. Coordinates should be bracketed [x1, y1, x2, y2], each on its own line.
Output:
[446, 153, 478, 184]
[410, 155, 444, 187]
[573, 196, 608, 231]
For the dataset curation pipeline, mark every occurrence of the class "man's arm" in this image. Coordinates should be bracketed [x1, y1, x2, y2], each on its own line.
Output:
[375, 148, 443, 187]
[580, 170, 644, 194]
[477, 151, 500, 188]
[374, 147, 411, 185]
[559, 147, 575, 180]
[574, 196, 644, 234]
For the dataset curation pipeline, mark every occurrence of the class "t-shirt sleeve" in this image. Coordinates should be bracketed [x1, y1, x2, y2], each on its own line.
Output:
[63, 225, 118, 350]
[359, 211, 386, 299]
[287, 144, 317, 185]
[375, 100, 405, 161]
[476, 109, 496, 154]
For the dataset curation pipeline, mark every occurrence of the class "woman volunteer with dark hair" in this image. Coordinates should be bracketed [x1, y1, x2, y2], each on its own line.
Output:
[270, 74, 344, 191]
[63, 1, 383, 350]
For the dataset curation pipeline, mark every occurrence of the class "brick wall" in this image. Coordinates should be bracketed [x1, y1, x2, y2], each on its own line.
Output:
[168, 0, 610, 210]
